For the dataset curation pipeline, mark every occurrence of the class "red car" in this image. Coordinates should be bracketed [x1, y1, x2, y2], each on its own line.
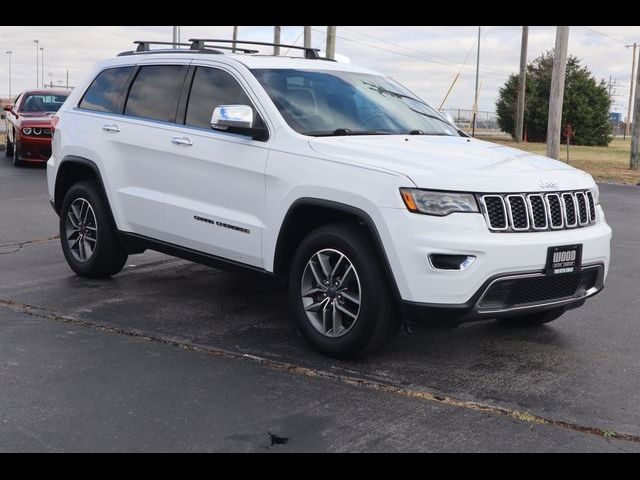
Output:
[3, 89, 70, 167]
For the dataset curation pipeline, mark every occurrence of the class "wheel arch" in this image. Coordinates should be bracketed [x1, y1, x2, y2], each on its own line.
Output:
[54, 156, 118, 230]
[273, 198, 402, 302]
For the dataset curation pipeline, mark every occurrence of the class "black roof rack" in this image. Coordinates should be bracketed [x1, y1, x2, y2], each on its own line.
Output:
[118, 39, 334, 61]
[188, 39, 326, 60]
[119, 41, 257, 56]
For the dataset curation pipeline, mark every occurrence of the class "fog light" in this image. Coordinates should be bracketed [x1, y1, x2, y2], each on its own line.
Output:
[429, 254, 476, 271]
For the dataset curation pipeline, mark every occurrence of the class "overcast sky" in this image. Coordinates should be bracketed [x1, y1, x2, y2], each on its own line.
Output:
[1, 26, 637, 118]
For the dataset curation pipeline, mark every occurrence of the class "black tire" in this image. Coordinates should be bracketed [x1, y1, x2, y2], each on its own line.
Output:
[4, 134, 13, 158]
[59, 180, 128, 279]
[497, 307, 566, 327]
[12, 140, 23, 167]
[289, 223, 399, 359]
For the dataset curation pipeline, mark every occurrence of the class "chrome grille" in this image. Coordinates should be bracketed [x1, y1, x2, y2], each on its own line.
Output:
[480, 190, 596, 232]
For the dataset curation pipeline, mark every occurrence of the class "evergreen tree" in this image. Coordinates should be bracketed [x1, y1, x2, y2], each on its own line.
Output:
[496, 52, 612, 146]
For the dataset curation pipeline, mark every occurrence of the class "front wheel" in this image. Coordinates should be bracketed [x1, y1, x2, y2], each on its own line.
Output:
[497, 307, 566, 327]
[289, 223, 399, 359]
[12, 141, 23, 167]
[4, 134, 13, 158]
[59, 180, 128, 279]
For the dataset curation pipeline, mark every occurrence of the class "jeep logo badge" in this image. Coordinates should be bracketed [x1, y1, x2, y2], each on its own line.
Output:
[539, 179, 559, 190]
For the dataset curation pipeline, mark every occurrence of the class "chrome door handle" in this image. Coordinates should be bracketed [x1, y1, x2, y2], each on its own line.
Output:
[171, 137, 193, 146]
[102, 124, 120, 133]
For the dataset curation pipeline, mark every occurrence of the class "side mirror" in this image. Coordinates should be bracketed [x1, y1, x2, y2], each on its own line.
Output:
[211, 105, 268, 141]
[3, 104, 13, 112]
[212, 105, 254, 130]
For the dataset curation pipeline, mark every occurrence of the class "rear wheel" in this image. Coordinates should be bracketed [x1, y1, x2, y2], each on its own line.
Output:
[289, 223, 399, 359]
[59, 180, 128, 279]
[497, 307, 565, 327]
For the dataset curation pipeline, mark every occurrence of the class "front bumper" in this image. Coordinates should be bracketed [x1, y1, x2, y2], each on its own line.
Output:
[18, 135, 52, 161]
[378, 205, 612, 314]
[401, 263, 604, 324]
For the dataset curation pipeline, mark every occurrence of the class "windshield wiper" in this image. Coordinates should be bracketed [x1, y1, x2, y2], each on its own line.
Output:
[407, 130, 455, 136]
[308, 128, 393, 137]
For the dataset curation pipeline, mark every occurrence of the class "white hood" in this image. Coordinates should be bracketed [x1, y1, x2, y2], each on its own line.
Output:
[309, 135, 594, 192]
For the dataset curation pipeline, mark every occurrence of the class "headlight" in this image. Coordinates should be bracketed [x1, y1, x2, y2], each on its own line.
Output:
[589, 185, 600, 205]
[400, 188, 479, 216]
[22, 127, 32, 135]
[33, 127, 42, 136]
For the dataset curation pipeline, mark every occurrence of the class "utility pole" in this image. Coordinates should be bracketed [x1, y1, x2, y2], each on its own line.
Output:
[172, 26, 179, 48]
[33, 39, 39, 89]
[6, 51, 11, 100]
[630, 46, 640, 170]
[625, 43, 637, 139]
[274, 26, 281, 56]
[232, 26, 238, 53]
[326, 26, 337, 60]
[471, 26, 481, 137]
[515, 26, 529, 143]
[304, 26, 312, 49]
[546, 26, 570, 160]
[40, 47, 44, 88]
[66, 69, 69, 89]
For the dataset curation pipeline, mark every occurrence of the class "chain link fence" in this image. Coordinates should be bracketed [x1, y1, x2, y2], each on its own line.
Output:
[441, 108, 500, 135]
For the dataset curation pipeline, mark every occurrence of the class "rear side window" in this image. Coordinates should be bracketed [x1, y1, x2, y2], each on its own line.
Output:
[79, 66, 134, 114]
[125, 65, 187, 122]
[185, 67, 254, 129]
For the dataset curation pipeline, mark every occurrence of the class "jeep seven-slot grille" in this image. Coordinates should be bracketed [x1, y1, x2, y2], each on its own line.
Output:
[480, 191, 596, 232]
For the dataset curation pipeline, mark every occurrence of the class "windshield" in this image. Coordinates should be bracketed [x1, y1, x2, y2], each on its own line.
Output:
[19, 93, 69, 113]
[252, 69, 458, 137]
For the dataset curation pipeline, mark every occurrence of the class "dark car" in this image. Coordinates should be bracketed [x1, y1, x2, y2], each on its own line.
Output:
[3, 89, 70, 167]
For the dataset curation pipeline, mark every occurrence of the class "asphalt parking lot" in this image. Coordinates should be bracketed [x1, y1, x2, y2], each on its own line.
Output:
[1, 156, 640, 452]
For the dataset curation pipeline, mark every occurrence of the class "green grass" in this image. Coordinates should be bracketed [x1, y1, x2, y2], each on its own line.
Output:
[478, 136, 640, 186]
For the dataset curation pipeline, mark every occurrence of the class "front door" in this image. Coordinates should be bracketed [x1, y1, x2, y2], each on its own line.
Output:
[161, 65, 269, 268]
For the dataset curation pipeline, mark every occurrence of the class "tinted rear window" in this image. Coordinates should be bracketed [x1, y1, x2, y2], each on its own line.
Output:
[79, 66, 134, 114]
[125, 65, 187, 122]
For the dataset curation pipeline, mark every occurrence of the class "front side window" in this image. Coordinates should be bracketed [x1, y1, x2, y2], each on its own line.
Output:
[185, 67, 255, 129]
[125, 65, 187, 122]
[20, 93, 69, 113]
[79, 66, 134, 114]
[252, 68, 459, 137]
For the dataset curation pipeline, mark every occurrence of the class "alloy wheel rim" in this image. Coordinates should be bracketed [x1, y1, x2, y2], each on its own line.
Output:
[301, 248, 362, 338]
[65, 198, 98, 263]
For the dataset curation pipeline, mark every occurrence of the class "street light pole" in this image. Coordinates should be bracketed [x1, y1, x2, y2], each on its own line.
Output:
[472, 26, 481, 137]
[40, 47, 44, 89]
[6, 51, 12, 100]
[33, 39, 39, 88]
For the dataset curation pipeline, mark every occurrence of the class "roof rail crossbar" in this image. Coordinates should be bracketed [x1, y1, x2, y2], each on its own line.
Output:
[189, 38, 322, 59]
[118, 41, 225, 56]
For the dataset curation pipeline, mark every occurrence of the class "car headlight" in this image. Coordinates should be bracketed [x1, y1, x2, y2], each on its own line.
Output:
[400, 188, 479, 216]
[33, 127, 42, 136]
[589, 185, 600, 205]
[22, 127, 32, 135]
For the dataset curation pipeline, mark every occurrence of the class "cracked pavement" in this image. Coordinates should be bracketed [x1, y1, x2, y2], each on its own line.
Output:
[1, 158, 639, 452]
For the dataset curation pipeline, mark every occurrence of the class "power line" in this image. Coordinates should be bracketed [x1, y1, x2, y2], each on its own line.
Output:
[343, 26, 480, 69]
[580, 26, 627, 45]
[310, 27, 509, 79]
[282, 29, 304, 56]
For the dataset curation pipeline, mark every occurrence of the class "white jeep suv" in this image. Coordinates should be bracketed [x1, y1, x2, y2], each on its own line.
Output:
[47, 40, 612, 358]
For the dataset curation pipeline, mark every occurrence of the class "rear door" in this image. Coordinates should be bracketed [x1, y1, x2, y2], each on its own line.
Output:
[73, 62, 189, 238]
